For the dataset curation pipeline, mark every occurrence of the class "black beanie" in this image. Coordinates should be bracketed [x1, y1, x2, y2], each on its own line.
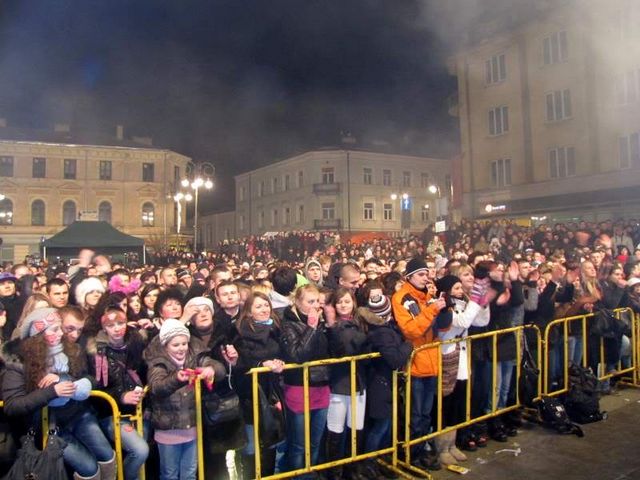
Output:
[405, 257, 428, 277]
[435, 275, 461, 296]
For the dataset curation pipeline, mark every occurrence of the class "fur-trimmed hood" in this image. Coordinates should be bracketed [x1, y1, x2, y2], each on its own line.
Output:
[355, 306, 386, 327]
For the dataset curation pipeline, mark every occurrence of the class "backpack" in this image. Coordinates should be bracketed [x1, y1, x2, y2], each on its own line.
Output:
[537, 395, 584, 437]
[563, 364, 606, 424]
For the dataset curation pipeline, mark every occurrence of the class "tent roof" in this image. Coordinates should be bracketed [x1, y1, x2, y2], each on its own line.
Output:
[43, 221, 144, 248]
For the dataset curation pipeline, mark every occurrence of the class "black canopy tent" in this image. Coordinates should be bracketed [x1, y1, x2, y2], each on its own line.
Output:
[42, 221, 145, 263]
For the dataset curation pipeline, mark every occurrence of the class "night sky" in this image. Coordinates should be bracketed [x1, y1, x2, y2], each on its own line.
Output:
[0, 0, 477, 211]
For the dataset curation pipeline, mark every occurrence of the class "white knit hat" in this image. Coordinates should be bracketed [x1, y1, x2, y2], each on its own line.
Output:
[184, 296, 214, 315]
[159, 318, 190, 346]
[74, 276, 106, 308]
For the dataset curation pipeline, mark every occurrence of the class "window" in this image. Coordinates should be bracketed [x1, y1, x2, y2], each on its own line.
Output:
[284, 207, 291, 225]
[421, 206, 430, 223]
[543, 31, 568, 65]
[63, 200, 76, 226]
[64, 159, 77, 179]
[549, 147, 576, 178]
[141, 202, 154, 227]
[99, 201, 112, 223]
[174, 166, 180, 184]
[619, 132, 640, 169]
[322, 167, 334, 184]
[363, 202, 374, 220]
[272, 177, 278, 193]
[0, 156, 13, 177]
[486, 53, 506, 84]
[239, 186, 245, 202]
[546, 89, 572, 121]
[421, 173, 430, 188]
[32, 157, 46, 178]
[239, 215, 245, 231]
[99, 160, 112, 180]
[31, 200, 45, 226]
[322, 202, 335, 220]
[363, 168, 372, 185]
[258, 211, 264, 228]
[491, 159, 512, 187]
[298, 204, 304, 223]
[142, 163, 155, 182]
[402, 171, 411, 187]
[284, 174, 290, 191]
[271, 209, 278, 227]
[383, 169, 391, 186]
[489, 106, 509, 135]
[259, 181, 265, 197]
[298, 170, 304, 188]
[445, 174, 452, 197]
[0, 198, 13, 225]
[614, 69, 640, 105]
[383, 203, 393, 221]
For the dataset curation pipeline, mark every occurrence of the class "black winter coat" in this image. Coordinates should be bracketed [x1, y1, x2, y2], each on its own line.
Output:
[87, 329, 148, 416]
[279, 306, 330, 387]
[230, 320, 283, 422]
[366, 319, 412, 419]
[327, 308, 380, 395]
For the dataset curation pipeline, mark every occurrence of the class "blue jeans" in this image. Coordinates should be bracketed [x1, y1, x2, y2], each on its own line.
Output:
[409, 376, 437, 457]
[59, 410, 115, 477]
[100, 417, 150, 480]
[157, 440, 197, 480]
[285, 407, 328, 478]
[568, 336, 583, 366]
[486, 360, 515, 412]
[365, 418, 391, 453]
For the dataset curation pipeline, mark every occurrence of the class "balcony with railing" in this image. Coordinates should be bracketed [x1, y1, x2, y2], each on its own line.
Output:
[312, 182, 341, 195]
[313, 218, 342, 230]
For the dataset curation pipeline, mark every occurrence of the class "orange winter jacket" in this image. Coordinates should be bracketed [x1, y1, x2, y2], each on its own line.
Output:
[391, 281, 441, 377]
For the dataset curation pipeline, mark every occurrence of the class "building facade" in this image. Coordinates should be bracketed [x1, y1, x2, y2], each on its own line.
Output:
[233, 149, 451, 237]
[451, 0, 640, 221]
[0, 139, 191, 262]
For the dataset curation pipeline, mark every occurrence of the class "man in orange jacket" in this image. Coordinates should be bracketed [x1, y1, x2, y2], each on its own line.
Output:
[392, 257, 449, 471]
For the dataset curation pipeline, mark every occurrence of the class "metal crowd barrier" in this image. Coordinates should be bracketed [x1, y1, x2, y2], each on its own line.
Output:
[399, 324, 542, 478]
[543, 308, 639, 396]
[0, 309, 639, 480]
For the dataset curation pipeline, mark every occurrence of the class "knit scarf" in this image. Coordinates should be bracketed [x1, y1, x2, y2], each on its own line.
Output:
[48, 343, 69, 375]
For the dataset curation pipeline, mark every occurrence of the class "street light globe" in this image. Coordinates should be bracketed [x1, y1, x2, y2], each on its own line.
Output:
[0, 194, 5, 201]
[204, 179, 213, 189]
[390, 193, 398, 200]
[185, 193, 193, 202]
[181, 178, 190, 188]
[402, 193, 409, 200]
[428, 185, 438, 194]
[485, 204, 493, 213]
[174, 193, 184, 201]
[193, 177, 204, 188]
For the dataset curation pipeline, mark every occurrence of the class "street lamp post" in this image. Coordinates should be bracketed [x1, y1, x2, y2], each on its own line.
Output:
[173, 192, 193, 235]
[181, 176, 213, 253]
[390, 192, 410, 236]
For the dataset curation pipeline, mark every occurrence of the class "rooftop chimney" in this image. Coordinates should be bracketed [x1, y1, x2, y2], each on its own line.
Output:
[116, 124, 124, 141]
[54, 123, 70, 132]
[0, 118, 6, 128]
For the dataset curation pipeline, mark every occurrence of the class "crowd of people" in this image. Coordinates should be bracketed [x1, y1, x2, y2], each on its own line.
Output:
[0, 217, 639, 480]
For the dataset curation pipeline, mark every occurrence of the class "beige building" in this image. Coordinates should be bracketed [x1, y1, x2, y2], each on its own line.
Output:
[198, 211, 236, 250]
[234, 148, 451, 237]
[450, 0, 640, 220]
[0, 138, 191, 262]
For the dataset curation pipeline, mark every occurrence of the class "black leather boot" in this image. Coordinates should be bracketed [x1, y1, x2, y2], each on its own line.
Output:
[325, 431, 345, 480]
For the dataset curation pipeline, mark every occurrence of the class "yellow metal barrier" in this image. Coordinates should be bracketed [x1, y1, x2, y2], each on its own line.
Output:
[543, 308, 639, 396]
[398, 324, 542, 478]
[246, 352, 412, 480]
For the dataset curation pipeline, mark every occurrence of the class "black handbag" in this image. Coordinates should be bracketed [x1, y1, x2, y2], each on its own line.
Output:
[202, 364, 242, 426]
[518, 337, 539, 407]
[256, 383, 286, 449]
[3, 429, 67, 480]
[591, 309, 618, 339]
[203, 389, 242, 426]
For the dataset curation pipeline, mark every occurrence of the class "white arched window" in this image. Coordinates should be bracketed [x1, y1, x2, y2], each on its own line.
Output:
[63, 200, 76, 226]
[98, 201, 112, 223]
